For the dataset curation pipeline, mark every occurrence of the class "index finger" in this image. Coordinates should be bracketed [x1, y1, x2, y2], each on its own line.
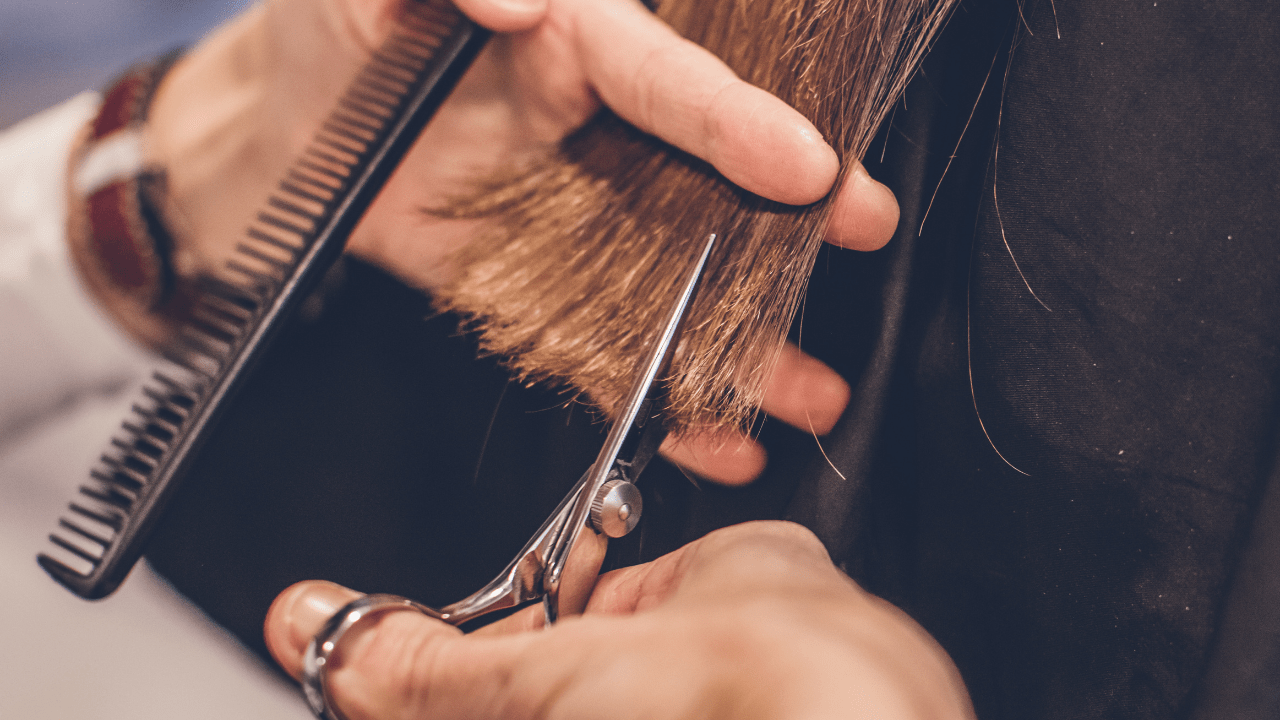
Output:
[566, 0, 840, 205]
[470, 543, 694, 637]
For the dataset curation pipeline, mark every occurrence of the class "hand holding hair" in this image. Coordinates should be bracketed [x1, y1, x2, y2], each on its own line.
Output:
[95, 0, 904, 484]
[265, 522, 975, 720]
[434, 0, 949, 441]
[145, 0, 887, 290]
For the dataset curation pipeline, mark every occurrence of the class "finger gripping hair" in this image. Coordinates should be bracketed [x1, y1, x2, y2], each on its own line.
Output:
[433, 0, 955, 434]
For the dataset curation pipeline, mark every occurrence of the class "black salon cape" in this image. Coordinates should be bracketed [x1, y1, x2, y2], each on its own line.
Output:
[145, 0, 1280, 717]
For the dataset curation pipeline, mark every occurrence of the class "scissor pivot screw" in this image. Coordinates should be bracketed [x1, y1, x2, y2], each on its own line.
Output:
[590, 479, 643, 538]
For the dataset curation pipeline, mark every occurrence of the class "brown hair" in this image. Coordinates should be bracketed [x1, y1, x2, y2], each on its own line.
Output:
[434, 0, 954, 433]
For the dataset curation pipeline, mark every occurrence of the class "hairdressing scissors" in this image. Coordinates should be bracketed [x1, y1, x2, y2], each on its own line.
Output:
[443, 232, 717, 626]
[303, 234, 716, 718]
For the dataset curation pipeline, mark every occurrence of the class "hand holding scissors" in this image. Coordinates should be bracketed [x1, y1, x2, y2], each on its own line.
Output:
[300, 234, 717, 719]
[268, 234, 971, 720]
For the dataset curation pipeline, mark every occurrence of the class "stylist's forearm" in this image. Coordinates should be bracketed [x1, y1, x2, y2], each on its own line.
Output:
[72, 1, 399, 345]
[65, 6, 289, 346]
[146, 5, 322, 280]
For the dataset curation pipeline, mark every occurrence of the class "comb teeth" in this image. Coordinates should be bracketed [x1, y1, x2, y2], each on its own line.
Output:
[39, 0, 492, 599]
[39, 363, 205, 587]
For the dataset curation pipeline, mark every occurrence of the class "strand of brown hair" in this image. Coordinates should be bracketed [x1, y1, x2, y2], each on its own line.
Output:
[433, 0, 957, 435]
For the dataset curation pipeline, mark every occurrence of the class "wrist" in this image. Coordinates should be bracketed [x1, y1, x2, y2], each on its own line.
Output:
[65, 51, 193, 347]
[144, 5, 293, 281]
[65, 7, 291, 347]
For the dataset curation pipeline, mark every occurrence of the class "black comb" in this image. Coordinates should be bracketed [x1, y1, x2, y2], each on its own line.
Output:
[38, 0, 490, 599]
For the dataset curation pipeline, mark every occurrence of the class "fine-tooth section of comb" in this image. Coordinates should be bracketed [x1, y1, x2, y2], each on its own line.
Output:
[38, 0, 491, 599]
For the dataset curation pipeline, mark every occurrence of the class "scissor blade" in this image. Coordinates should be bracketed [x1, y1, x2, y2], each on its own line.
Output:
[542, 233, 718, 617]
[588, 232, 717, 493]
[431, 233, 718, 629]
[436, 465, 591, 625]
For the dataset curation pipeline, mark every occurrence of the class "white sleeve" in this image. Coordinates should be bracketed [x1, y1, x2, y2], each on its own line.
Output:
[0, 94, 154, 444]
[0, 100, 314, 720]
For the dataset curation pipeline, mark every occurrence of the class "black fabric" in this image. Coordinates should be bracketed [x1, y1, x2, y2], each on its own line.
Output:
[1191, 424, 1280, 719]
[925, 3, 1280, 717]
[785, 0, 1280, 717]
[146, 259, 613, 660]
[145, 0, 1280, 716]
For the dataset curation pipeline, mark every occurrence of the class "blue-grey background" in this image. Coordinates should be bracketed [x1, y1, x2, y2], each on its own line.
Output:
[1, 0, 250, 128]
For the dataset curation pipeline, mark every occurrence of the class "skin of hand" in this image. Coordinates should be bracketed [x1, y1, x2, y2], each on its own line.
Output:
[162, 7, 955, 714]
[131, 0, 901, 484]
[264, 521, 975, 720]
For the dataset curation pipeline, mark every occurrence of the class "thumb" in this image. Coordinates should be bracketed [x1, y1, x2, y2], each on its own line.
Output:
[265, 580, 548, 720]
[279, 0, 549, 63]
[453, 0, 548, 32]
[264, 580, 363, 681]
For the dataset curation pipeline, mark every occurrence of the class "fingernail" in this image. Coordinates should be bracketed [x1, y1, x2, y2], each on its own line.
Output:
[497, 0, 546, 11]
[479, 0, 548, 29]
[282, 581, 361, 656]
[796, 133, 840, 205]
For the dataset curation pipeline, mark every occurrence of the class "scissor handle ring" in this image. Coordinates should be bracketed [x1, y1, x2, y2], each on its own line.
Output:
[302, 593, 443, 720]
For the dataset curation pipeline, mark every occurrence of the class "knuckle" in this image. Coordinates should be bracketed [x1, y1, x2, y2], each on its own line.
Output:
[630, 38, 686, 132]
[336, 611, 454, 718]
[727, 519, 828, 552]
[769, 519, 828, 551]
[392, 620, 452, 710]
[700, 76, 743, 158]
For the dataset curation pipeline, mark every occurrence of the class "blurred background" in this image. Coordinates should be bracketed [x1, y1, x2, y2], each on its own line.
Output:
[2, 2, 315, 718]
[1, 0, 249, 129]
